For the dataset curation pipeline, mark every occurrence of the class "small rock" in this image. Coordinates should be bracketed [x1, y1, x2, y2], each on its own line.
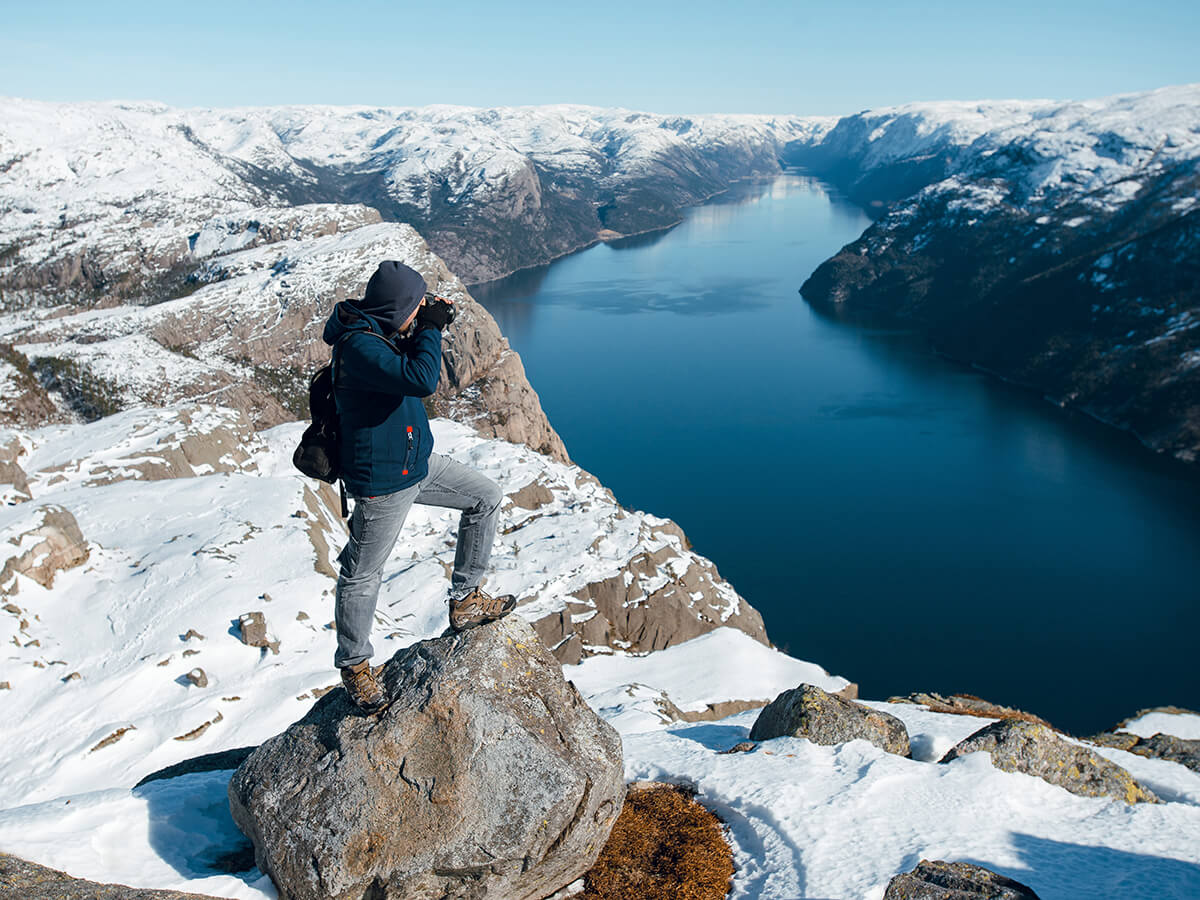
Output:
[90, 725, 136, 752]
[940, 719, 1158, 804]
[157, 657, 171, 666]
[0, 681, 10, 690]
[890, 691, 1053, 729]
[1089, 731, 1200, 774]
[62, 671, 81, 682]
[2, 604, 20, 614]
[182, 628, 206, 641]
[238, 611, 269, 647]
[720, 741, 757, 754]
[884, 859, 1042, 899]
[183, 648, 200, 657]
[175, 711, 223, 741]
[508, 478, 555, 510]
[295, 611, 309, 621]
[749, 683, 911, 756]
[24, 639, 40, 648]
[261, 592, 272, 603]
[186, 668, 208, 688]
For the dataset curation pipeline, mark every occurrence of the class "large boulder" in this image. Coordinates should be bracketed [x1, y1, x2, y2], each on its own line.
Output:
[884, 859, 1042, 900]
[749, 683, 911, 756]
[228, 615, 625, 900]
[940, 720, 1159, 805]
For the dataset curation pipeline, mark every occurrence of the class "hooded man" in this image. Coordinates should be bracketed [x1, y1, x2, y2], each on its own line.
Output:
[322, 260, 515, 712]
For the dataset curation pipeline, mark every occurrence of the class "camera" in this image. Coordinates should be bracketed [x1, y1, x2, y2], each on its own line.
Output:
[424, 294, 456, 326]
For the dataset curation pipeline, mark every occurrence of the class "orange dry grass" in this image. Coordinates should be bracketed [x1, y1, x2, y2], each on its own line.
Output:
[579, 784, 734, 900]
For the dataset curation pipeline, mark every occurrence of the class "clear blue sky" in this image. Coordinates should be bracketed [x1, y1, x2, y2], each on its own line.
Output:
[2, 0, 1196, 115]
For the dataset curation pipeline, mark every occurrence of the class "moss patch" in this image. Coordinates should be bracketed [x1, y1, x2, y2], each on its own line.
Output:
[580, 784, 734, 900]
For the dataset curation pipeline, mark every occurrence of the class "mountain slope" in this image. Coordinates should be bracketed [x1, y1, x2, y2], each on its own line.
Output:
[791, 84, 1200, 464]
[0, 99, 831, 296]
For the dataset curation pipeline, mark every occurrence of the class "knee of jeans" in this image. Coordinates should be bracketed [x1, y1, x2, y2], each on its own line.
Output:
[479, 479, 504, 515]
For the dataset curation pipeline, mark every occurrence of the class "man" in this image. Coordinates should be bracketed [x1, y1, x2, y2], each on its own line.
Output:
[323, 260, 516, 712]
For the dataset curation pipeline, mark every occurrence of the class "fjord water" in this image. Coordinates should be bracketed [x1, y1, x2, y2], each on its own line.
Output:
[474, 175, 1200, 735]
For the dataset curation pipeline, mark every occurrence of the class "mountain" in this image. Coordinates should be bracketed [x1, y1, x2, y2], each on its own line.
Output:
[0, 99, 830, 296]
[790, 84, 1200, 465]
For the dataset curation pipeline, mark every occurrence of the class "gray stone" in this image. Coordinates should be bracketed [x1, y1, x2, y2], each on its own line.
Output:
[0, 852, 224, 899]
[1089, 731, 1200, 774]
[883, 859, 1041, 899]
[889, 691, 1053, 729]
[228, 615, 625, 900]
[749, 683, 911, 756]
[940, 719, 1159, 805]
[185, 668, 208, 688]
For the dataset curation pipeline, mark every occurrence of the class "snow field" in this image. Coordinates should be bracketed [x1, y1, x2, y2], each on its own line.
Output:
[2, 407, 1198, 899]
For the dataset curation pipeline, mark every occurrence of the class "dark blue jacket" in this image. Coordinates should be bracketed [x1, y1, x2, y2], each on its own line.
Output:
[322, 302, 441, 497]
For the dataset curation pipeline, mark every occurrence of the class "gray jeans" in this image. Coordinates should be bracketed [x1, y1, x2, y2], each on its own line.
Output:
[333, 452, 504, 668]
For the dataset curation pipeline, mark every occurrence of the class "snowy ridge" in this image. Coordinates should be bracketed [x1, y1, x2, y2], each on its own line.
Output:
[0, 98, 830, 291]
[800, 83, 1200, 211]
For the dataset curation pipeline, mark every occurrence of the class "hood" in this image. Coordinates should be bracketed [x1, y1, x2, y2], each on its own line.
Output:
[322, 301, 380, 346]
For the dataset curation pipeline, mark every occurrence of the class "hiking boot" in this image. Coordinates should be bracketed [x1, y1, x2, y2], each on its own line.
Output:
[340, 660, 387, 713]
[449, 587, 517, 632]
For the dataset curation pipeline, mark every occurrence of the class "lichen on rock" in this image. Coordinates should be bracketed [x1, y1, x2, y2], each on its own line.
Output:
[883, 859, 1042, 899]
[940, 719, 1159, 805]
[749, 682, 911, 756]
[228, 615, 625, 900]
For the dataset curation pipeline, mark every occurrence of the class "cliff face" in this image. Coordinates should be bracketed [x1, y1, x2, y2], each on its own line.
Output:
[1, 210, 566, 460]
[791, 84, 1200, 466]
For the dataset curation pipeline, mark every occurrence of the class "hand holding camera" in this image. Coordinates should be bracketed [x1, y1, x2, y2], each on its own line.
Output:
[415, 294, 457, 333]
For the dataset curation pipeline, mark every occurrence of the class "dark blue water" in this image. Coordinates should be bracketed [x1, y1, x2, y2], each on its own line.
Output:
[473, 174, 1200, 735]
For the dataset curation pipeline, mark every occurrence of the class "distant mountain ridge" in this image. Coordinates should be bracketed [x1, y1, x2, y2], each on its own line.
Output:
[0, 99, 829, 295]
[791, 83, 1200, 465]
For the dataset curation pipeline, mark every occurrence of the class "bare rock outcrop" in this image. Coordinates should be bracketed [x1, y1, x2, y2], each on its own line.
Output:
[0, 852, 226, 900]
[0, 343, 60, 429]
[940, 719, 1159, 805]
[1087, 731, 1200, 774]
[1, 504, 89, 596]
[749, 683, 911, 756]
[531, 526, 767, 665]
[228, 615, 624, 900]
[884, 859, 1042, 900]
[888, 691, 1054, 729]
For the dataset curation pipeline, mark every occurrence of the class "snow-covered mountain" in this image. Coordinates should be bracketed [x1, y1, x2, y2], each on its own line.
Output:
[792, 83, 1200, 465]
[0, 99, 828, 296]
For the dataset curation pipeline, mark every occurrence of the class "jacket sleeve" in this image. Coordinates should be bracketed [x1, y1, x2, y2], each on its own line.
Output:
[337, 329, 442, 397]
